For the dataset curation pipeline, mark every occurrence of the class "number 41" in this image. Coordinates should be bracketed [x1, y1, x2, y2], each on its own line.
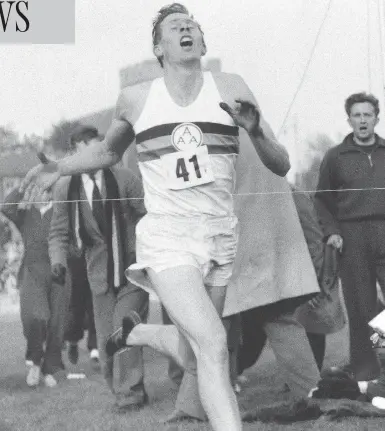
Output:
[176, 155, 202, 182]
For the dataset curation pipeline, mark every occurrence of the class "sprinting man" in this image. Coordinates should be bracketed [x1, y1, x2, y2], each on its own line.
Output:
[21, 4, 290, 430]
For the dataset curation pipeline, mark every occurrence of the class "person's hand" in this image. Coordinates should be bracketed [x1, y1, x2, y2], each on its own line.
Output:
[19, 153, 60, 202]
[219, 99, 261, 134]
[51, 263, 66, 285]
[308, 293, 323, 309]
[327, 234, 343, 251]
[371, 330, 385, 348]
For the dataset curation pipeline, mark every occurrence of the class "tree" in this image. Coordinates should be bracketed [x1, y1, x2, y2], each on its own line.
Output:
[21, 133, 44, 152]
[0, 126, 19, 151]
[295, 133, 335, 193]
[43, 119, 82, 157]
[0, 217, 11, 248]
[0, 126, 44, 154]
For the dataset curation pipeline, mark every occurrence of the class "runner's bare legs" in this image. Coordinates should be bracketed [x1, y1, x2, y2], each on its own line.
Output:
[125, 265, 242, 431]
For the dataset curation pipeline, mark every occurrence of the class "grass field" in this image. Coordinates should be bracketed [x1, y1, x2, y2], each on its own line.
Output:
[0, 295, 384, 431]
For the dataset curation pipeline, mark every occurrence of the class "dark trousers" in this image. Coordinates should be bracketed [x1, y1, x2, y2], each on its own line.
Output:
[339, 220, 385, 380]
[306, 332, 326, 371]
[237, 303, 320, 396]
[238, 316, 326, 373]
[65, 256, 97, 351]
[20, 268, 70, 375]
[92, 283, 149, 399]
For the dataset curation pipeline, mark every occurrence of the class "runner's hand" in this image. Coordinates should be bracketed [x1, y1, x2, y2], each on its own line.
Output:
[20, 152, 60, 202]
[220, 99, 261, 134]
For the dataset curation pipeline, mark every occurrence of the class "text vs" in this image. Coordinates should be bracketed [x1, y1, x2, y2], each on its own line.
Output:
[0, 1, 29, 33]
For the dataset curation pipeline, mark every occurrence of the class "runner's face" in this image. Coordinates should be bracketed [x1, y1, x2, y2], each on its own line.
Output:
[156, 13, 205, 65]
[348, 102, 379, 141]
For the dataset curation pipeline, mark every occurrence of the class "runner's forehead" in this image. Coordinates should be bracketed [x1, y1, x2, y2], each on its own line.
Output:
[161, 13, 197, 27]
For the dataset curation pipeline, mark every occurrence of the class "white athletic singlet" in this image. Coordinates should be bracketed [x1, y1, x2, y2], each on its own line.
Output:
[133, 72, 240, 217]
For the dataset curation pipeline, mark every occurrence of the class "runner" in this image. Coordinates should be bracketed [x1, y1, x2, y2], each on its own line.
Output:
[21, 4, 290, 429]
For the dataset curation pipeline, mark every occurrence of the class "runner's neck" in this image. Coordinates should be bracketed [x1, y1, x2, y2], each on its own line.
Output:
[163, 64, 204, 107]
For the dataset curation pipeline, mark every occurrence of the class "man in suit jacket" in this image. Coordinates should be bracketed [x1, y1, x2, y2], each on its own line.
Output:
[1, 187, 70, 388]
[48, 125, 149, 411]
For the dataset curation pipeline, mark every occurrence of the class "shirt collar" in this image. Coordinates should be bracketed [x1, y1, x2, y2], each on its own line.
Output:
[340, 133, 385, 153]
[39, 201, 52, 216]
[82, 169, 103, 184]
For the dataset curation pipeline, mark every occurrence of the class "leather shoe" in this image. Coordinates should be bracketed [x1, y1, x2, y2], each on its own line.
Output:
[112, 392, 148, 414]
[161, 409, 205, 423]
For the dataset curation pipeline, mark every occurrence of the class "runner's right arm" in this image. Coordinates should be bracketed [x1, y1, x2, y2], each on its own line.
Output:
[20, 91, 137, 194]
[56, 88, 141, 176]
[57, 118, 135, 176]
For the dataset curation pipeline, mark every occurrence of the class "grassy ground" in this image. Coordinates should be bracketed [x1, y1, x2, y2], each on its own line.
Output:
[0, 296, 384, 431]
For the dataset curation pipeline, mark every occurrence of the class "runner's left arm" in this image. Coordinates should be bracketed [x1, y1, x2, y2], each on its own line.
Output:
[241, 81, 290, 177]
[251, 114, 291, 177]
[221, 75, 291, 177]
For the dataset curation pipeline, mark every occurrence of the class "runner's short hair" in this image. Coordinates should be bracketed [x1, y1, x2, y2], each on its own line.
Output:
[345, 92, 380, 116]
[152, 3, 206, 67]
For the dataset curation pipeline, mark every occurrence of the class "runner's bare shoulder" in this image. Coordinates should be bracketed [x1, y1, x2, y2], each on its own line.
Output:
[212, 72, 258, 107]
[115, 80, 153, 125]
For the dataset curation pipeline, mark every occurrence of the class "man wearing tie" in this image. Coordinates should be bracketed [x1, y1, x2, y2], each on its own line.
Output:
[48, 125, 149, 411]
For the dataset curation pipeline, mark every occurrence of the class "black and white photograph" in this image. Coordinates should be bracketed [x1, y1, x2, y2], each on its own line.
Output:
[1, 1, 385, 430]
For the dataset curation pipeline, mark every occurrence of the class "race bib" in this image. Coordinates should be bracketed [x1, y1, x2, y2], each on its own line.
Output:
[161, 145, 215, 190]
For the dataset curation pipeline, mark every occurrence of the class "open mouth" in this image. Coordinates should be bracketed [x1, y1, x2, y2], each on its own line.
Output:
[180, 36, 193, 47]
[359, 126, 368, 132]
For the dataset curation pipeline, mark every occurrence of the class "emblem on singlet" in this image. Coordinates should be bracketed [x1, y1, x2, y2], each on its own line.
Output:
[171, 123, 203, 151]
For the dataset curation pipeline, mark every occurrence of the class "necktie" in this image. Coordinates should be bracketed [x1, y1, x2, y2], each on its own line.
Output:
[89, 173, 105, 235]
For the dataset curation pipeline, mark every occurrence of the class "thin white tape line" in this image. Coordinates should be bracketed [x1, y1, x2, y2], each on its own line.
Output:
[1, 186, 385, 206]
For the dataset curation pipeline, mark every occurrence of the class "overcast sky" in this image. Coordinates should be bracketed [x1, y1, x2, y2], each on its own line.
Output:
[2, 0, 385, 169]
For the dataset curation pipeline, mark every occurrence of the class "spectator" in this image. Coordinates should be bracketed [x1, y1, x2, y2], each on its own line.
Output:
[315, 92, 385, 380]
[48, 125, 149, 412]
[1, 187, 70, 387]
